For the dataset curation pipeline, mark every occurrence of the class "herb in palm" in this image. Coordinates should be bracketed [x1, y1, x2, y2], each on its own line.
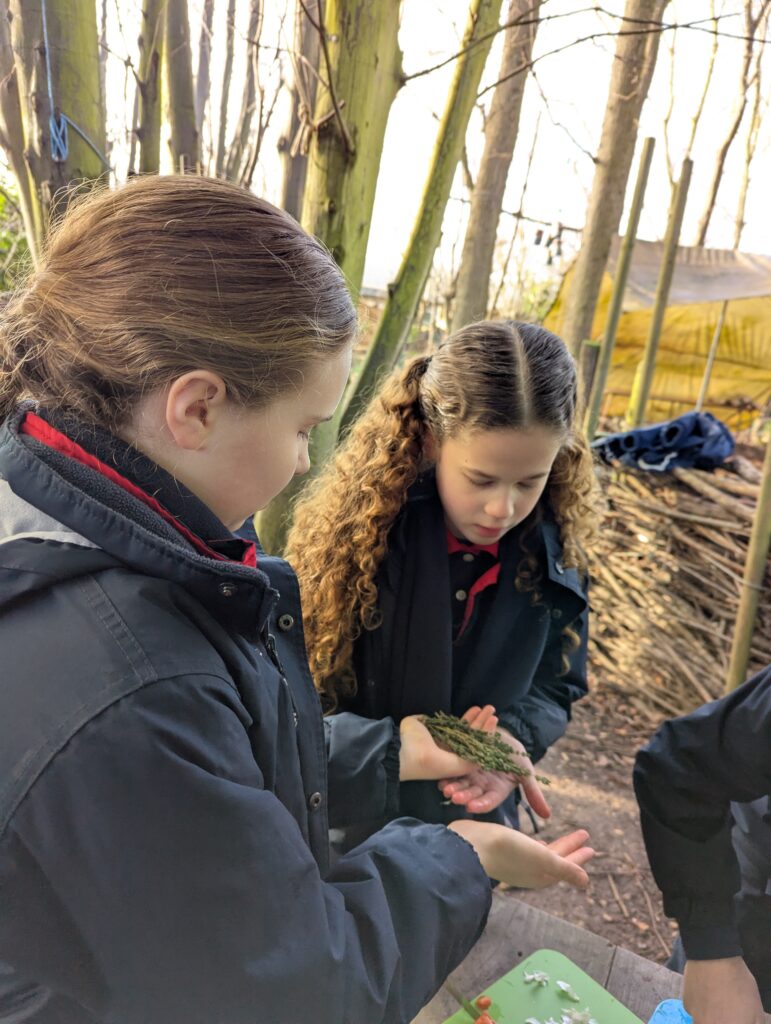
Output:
[422, 711, 549, 784]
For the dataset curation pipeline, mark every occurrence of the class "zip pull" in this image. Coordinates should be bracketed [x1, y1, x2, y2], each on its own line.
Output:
[264, 631, 298, 727]
[264, 631, 285, 674]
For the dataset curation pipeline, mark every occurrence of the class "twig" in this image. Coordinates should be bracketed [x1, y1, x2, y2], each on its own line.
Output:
[607, 873, 630, 919]
[635, 873, 672, 959]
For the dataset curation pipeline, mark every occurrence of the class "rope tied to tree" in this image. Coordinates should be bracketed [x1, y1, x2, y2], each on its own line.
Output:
[40, 0, 110, 169]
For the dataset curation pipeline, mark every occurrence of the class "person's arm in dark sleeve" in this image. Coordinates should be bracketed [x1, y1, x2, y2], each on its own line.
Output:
[497, 603, 589, 763]
[324, 711, 401, 828]
[633, 665, 771, 960]
[3, 674, 490, 1024]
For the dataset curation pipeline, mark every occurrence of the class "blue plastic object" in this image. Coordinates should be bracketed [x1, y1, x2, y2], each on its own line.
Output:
[648, 998, 692, 1024]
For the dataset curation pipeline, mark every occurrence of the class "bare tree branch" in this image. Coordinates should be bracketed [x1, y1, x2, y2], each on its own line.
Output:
[298, 0, 355, 157]
[695, 0, 771, 245]
[403, 8, 753, 86]
[530, 69, 596, 164]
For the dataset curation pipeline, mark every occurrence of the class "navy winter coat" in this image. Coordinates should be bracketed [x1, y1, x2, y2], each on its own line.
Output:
[0, 408, 491, 1024]
[634, 665, 771, 965]
[345, 474, 588, 827]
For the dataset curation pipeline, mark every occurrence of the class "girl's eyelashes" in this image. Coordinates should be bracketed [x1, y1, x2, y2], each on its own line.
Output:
[299, 429, 311, 442]
[467, 475, 538, 491]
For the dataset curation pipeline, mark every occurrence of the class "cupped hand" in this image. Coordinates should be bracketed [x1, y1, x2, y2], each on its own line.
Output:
[399, 705, 498, 782]
[438, 727, 551, 819]
[683, 957, 765, 1024]
[449, 820, 594, 890]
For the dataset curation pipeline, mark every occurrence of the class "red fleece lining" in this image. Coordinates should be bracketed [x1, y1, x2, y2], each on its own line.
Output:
[21, 411, 257, 568]
[446, 528, 501, 637]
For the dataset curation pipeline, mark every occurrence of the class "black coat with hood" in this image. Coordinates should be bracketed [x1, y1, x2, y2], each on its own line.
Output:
[0, 406, 491, 1024]
[634, 666, 771, 981]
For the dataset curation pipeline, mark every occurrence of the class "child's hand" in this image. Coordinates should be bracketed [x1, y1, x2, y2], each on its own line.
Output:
[449, 821, 594, 890]
[399, 706, 498, 781]
[437, 727, 551, 819]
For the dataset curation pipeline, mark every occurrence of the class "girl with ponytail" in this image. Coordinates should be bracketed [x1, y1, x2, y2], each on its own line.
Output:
[0, 180, 595, 1021]
[288, 320, 598, 832]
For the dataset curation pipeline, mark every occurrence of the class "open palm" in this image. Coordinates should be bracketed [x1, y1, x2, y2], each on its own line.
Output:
[438, 727, 551, 819]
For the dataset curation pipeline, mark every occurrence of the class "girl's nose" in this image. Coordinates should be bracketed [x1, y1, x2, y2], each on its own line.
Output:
[296, 448, 311, 477]
[485, 489, 515, 520]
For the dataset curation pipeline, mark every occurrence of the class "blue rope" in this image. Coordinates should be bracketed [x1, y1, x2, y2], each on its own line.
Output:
[40, 0, 110, 168]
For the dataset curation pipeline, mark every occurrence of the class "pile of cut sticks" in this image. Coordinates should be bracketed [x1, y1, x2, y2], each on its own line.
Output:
[589, 452, 770, 719]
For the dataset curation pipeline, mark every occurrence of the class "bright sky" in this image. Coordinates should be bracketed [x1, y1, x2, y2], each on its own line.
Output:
[100, 0, 770, 293]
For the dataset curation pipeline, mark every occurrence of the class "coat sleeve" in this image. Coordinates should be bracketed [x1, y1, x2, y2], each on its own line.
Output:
[2, 673, 490, 1024]
[633, 666, 771, 960]
[497, 601, 589, 763]
[324, 711, 401, 828]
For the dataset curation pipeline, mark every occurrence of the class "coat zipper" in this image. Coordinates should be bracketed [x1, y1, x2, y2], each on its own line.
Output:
[264, 631, 299, 728]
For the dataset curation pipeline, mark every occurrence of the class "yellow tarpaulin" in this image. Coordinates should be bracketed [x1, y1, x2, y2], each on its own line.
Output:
[546, 239, 771, 428]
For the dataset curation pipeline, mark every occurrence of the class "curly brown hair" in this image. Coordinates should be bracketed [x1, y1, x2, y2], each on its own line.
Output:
[287, 321, 598, 709]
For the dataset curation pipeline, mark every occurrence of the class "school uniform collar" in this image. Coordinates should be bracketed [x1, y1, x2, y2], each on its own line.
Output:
[1, 405, 276, 640]
[405, 467, 586, 605]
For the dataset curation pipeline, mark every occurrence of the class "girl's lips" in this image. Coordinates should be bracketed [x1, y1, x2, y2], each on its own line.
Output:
[474, 524, 504, 537]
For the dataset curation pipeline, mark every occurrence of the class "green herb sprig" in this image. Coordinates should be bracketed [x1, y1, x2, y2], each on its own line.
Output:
[422, 711, 549, 784]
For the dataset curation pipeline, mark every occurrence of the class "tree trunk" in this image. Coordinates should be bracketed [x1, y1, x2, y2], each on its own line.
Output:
[560, 0, 668, 356]
[9, 0, 106, 225]
[136, 0, 163, 174]
[0, 0, 43, 261]
[194, 0, 214, 137]
[165, 0, 199, 171]
[451, 0, 541, 331]
[214, 0, 236, 178]
[695, 0, 769, 247]
[255, 0, 403, 554]
[300, 0, 403, 296]
[340, 0, 505, 435]
[224, 1, 262, 182]
[278, 1, 320, 219]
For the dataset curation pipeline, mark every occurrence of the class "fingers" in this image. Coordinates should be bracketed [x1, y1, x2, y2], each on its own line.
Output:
[462, 705, 498, 732]
[550, 856, 591, 890]
[535, 831, 594, 889]
[521, 775, 551, 820]
[466, 791, 507, 812]
[547, 829, 591, 857]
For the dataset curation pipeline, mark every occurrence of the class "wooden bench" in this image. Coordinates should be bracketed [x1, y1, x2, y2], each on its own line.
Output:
[413, 891, 771, 1023]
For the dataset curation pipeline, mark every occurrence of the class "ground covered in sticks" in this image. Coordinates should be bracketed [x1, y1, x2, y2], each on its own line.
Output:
[507, 687, 677, 965]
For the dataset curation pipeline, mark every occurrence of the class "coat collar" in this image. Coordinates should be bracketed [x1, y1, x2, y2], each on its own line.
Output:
[0, 411, 278, 641]
[405, 470, 587, 606]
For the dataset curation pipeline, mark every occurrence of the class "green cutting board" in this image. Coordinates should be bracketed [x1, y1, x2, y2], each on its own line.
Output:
[441, 948, 644, 1024]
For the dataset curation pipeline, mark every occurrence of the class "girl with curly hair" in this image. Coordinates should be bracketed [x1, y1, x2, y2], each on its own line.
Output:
[287, 320, 598, 833]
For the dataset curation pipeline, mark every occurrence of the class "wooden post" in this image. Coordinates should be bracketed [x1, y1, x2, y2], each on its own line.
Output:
[626, 157, 693, 428]
[695, 298, 728, 412]
[725, 427, 771, 692]
[585, 137, 655, 440]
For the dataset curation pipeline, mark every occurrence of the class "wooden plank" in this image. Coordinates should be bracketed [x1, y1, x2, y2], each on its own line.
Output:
[414, 893, 615, 1023]
[606, 944, 682, 1020]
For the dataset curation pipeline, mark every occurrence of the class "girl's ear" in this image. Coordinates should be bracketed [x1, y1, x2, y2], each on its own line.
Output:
[165, 371, 228, 450]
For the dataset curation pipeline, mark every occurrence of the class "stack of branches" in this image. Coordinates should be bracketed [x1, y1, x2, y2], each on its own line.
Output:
[589, 453, 770, 720]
